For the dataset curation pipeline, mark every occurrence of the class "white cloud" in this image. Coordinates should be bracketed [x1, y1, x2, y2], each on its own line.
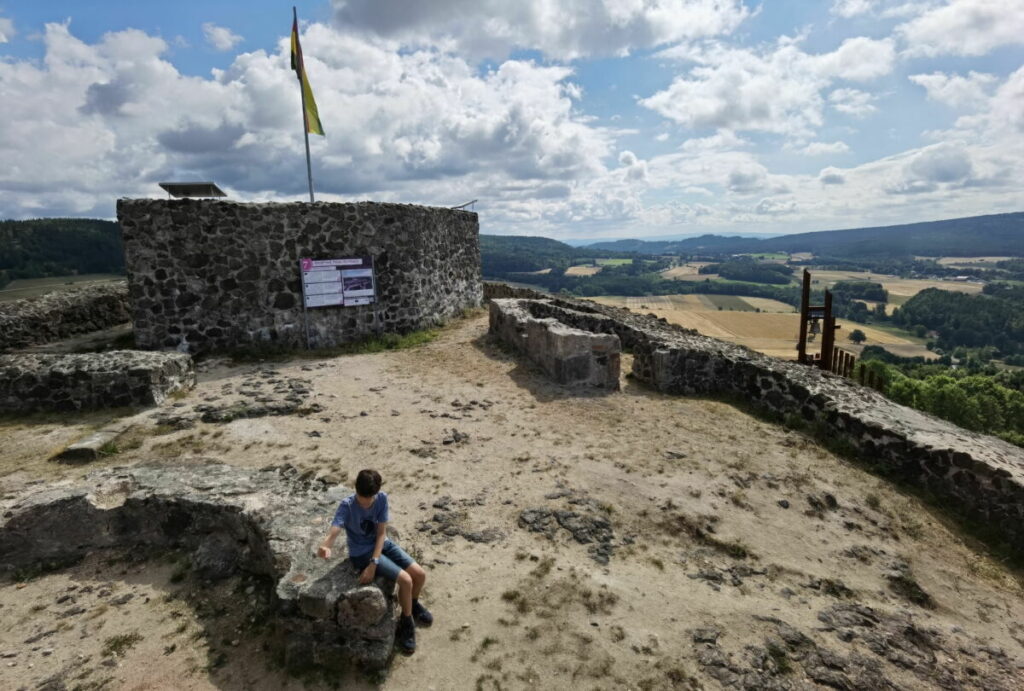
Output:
[0, 21, 615, 222]
[0, 16, 14, 43]
[202, 23, 243, 51]
[831, 0, 877, 18]
[641, 37, 893, 137]
[819, 166, 846, 184]
[909, 71, 997, 109]
[798, 141, 850, 156]
[828, 88, 877, 117]
[898, 0, 1024, 57]
[331, 0, 750, 59]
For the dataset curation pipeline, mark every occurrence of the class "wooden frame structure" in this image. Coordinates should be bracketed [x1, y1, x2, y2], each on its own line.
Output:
[796, 269, 853, 376]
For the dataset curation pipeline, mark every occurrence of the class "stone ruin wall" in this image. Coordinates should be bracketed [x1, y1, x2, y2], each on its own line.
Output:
[118, 199, 483, 353]
[489, 296, 1024, 558]
[0, 351, 195, 413]
[0, 282, 131, 352]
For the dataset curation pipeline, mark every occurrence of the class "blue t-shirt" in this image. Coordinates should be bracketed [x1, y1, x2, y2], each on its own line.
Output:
[331, 492, 389, 557]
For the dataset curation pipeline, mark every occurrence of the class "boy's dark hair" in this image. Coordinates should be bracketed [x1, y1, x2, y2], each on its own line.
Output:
[355, 469, 383, 497]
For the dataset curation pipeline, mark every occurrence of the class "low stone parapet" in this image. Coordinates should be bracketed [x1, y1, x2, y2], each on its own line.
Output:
[0, 350, 195, 413]
[0, 462, 398, 670]
[489, 298, 621, 389]
[498, 297, 1024, 557]
[0, 282, 131, 352]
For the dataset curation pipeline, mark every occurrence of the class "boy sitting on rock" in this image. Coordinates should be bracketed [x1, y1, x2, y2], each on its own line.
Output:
[317, 468, 431, 653]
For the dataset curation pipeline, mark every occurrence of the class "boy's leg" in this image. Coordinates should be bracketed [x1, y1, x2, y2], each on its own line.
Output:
[381, 541, 431, 625]
[371, 553, 414, 616]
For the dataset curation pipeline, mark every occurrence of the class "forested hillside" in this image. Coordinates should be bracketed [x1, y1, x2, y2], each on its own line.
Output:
[587, 212, 1024, 258]
[0, 219, 124, 288]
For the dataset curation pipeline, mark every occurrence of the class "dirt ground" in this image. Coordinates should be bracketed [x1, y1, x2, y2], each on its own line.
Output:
[1, 311, 1023, 690]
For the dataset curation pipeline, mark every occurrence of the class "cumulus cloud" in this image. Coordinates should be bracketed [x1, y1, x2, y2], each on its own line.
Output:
[819, 167, 846, 184]
[641, 36, 893, 137]
[898, 0, 1024, 57]
[909, 71, 997, 109]
[0, 21, 615, 221]
[798, 141, 850, 156]
[828, 88, 877, 117]
[0, 16, 14, 43]
[331, 0, 750, 59]
[885, 143, 975, 194]
[202, 22, 244, 51]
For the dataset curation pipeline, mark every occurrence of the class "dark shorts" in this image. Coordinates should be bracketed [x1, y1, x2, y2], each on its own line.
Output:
[350, 539, 415, 581]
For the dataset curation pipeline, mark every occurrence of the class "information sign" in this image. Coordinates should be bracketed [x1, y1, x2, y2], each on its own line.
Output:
[299, 256, 376, 308]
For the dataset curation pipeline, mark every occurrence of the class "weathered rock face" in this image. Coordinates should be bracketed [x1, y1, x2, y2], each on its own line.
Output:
[496, 297, 1024, 558]
[489, 299, 621, 389]
[0, 350, 195, 413]
[118, 199, 482, 353]
[0, 282, 131, 352]
[0, 462, 398, 671]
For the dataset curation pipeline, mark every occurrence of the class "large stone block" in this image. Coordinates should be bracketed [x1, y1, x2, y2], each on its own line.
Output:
[0, 350, 195, 413]
[118, 199, 483, 353]
[0, 462, 400, 672]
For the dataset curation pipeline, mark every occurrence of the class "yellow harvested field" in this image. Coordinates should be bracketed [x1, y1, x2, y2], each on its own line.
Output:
[565, 265, 602, 276]
[661, 262, 715, 280]
[935, 256, 1014, 265]
[591, 295, 932, 361]
[740, 297, 796, 313]
[809, 270, 983, 298]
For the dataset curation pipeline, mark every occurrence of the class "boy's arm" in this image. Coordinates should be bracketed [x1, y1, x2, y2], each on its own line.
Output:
[360, 522, 388, 580]
[318, 525, 342, 558]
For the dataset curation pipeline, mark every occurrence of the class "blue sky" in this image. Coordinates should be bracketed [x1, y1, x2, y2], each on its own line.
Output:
[0, 0, 1021, 239]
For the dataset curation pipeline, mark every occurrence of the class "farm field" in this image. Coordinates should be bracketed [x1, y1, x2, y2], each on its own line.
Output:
[592, 294, 932, 361]
[0, 274, 123, 303]
[660, 262, 715, 280]
[596, 258, 632, 266]
[564, 264, 602, 276]
[933, 256, 1015, 267]
[809, 270, 984, 299]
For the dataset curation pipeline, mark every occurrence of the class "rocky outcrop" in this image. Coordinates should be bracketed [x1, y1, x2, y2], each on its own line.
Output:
[0, 462, 398, 671]
[0, 282, 130, 352]
[495, 297, 1024, 558]
[489, 298, 621, 389]
[118, 199, 482, 353]
[0, 350, 195, 413]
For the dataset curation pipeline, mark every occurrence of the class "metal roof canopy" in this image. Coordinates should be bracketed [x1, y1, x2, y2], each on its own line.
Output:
[158, 182, 227, 198]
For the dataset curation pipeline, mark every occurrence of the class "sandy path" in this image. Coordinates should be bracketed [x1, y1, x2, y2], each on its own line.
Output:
[1, 312, 1022, 690]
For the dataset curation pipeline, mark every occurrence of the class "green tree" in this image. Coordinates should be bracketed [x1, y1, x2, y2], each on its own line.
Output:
[849, 328, 867, 344]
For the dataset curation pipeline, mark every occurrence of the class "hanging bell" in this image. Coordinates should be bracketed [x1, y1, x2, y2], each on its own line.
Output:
[809, 318, 821, 335]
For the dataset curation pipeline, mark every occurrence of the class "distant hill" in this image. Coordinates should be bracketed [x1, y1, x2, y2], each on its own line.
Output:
[585, 212, 1024, 257]
[0, 218, 124, 288]
[480, 234, 632, 277]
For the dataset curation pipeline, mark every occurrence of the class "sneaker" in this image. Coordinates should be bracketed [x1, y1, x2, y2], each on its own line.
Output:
[413, 600, 433, 627]
[396, 615, 416, 654]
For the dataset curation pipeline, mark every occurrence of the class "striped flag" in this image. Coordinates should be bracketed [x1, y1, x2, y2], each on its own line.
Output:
[290, 13, 324, 136]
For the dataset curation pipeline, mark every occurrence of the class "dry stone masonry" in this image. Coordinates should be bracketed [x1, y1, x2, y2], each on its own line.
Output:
[0, 282, 131, 352]
[0, 462, 400, 671]
[118, 199, 482, 353]
[0, 351, 195, 413]
[489, 298, 620, 389]
[489, 296, 1024, 558]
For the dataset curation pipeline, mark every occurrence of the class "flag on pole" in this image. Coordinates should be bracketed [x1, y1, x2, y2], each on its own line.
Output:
[290, 14, 324, 136]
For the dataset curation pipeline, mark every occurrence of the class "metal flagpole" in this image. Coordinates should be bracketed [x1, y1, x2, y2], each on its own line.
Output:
[294, 6, 315, 203]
